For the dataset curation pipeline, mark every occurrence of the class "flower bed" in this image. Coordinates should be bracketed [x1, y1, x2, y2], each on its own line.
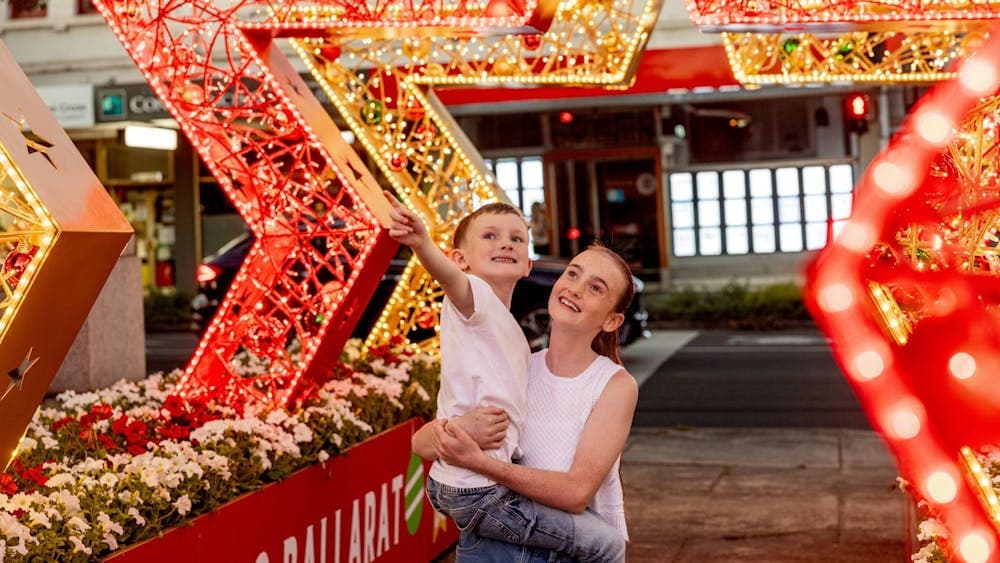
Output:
[0, 337, 440, 561]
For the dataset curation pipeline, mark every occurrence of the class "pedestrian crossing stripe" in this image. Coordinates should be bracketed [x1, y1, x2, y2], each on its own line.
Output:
[404, 454, 423, 535]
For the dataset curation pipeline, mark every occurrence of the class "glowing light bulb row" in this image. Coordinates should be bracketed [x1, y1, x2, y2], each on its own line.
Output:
[721, 30, 977, 87]
[686, 0, 1000, 31]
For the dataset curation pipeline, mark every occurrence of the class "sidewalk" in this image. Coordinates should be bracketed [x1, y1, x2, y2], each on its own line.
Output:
[623, 426, 909, 562]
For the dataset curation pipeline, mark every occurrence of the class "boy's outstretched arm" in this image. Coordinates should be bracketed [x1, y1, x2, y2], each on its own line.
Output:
[384, 191, 474, 314]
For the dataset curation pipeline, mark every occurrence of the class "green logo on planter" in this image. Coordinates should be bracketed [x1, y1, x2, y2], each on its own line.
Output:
[404, 454, 424, 535]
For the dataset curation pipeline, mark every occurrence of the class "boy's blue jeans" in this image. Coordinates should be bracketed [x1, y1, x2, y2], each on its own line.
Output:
[426, 477, 625, 563]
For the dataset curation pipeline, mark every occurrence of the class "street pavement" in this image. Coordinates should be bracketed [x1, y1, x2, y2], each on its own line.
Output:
[147, 330, 913, 561]
[620, 332, 909, 562]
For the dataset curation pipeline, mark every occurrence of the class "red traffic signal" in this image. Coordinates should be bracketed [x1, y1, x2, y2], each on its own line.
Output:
[844, 93, 871, 134]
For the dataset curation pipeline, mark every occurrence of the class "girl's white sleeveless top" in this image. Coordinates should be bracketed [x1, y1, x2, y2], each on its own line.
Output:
[519, 349, 628, 540]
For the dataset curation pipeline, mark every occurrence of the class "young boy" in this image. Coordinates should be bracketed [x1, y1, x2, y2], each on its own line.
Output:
[385, 192, 625, 562]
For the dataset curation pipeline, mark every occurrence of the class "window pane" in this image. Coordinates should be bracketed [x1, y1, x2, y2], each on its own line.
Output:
[496, 159, 520, 191]
[830, 164, 854, 193]
[670, 173, 694, 201]
[775, 167, 799, 196]
[752, 225, 776, 253]
[724, 199, 747, 226]
[778, 197, 801, 223]
[503, 188, 521, 209]
[722, 170, 746, 198]
[831, 193, 853, 219]
[779, 224, 803, 252]
[802, 166, 827, 195]
[673, 229, 696, 257]
[522, 188, 544, 216]
[672, 202, 695, 228]
[698, 200, 721, 227]
[749, 169, 772, 197]
[726, 227, 749, 254]
[521, 158, 544, 189]
[804, 194, 827, 222]
[696, 171, 719, 200]
[751, 198, 774, 224]
[699, 228, 722, 255]
[805, 222, 828, 250]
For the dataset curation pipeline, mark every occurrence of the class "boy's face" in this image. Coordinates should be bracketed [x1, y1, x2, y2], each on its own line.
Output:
[452, 213, 532, 283]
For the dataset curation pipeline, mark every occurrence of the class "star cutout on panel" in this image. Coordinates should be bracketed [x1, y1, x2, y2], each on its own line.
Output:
[1, 346, 38, 402]
[3, 111, 55, 169]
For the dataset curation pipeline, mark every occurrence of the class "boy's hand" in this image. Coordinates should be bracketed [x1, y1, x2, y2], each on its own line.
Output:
[384, 190, 429, 248]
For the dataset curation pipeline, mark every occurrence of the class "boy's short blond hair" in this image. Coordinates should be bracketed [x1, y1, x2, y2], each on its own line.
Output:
[452, 202, 527, 249]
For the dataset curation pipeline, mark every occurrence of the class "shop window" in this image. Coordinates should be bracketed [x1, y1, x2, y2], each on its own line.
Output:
[668, 163, 854, 257]
[483, 156, 544, 215]
[10, 0, 46, 18]
[77, 0, 99, 14]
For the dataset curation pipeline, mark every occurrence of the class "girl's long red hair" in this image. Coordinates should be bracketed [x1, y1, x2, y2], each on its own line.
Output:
[586, 243, 635, 365]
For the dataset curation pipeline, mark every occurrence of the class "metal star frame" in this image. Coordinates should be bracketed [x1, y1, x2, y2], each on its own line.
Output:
[0, 40, 132, 469]
[292, 0, 663, 351]
[93, 0, 560, 409]
[806, 26, 1000, 563]
[721, 29, 986, 86]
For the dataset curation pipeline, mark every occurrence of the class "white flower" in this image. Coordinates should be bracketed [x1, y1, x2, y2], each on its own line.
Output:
[68, 535, 92, 555]
[318, 451, 330, 463]
[173, 495, 192, 516]
[67, 516, 91, 532]
[917, 518, 947, 542]
[127, 507, 145, 526]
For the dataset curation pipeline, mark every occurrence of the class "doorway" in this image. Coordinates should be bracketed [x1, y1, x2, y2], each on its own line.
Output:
[545, 149, 666, 280]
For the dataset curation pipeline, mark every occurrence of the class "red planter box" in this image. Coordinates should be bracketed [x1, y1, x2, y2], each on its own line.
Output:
[106, 419, 456, 562]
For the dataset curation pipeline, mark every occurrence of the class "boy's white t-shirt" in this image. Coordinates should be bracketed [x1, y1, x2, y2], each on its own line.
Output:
[428, 273, 529, 489]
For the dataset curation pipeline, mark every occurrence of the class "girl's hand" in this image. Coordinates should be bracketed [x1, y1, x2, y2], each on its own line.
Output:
[384, 190, 429, 247]
[432, 421, 485, 470]
[451, 407, 508, 450]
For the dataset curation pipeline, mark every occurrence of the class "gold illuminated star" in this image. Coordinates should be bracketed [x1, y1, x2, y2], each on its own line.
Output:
[3, 112, 55, 169]
[1, 346, 38, 402]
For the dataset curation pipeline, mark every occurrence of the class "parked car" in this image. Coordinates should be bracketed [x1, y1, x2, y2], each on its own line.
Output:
[192, 233, 649, 351]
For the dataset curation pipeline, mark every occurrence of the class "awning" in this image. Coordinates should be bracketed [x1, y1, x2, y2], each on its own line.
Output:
[435, 45, 741, 109]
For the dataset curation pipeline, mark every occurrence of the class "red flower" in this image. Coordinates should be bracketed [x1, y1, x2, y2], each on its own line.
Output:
[20, 462, 48, 488]
[126, 444, 146, 456]
[0, 473, 18, 496]
[112, 414, 130, 435]
[52, 416, 76, 431]
[91, 403, 114, 420]
[97, 434, 117, 452]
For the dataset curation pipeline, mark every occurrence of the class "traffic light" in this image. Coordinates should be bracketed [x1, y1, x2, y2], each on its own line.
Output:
[844, 93, 871, 134]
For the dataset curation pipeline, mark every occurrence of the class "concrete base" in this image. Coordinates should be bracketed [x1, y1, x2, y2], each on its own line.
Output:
[50, 253, 145, 393]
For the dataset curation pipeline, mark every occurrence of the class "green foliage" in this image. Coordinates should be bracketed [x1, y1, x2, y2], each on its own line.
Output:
[143, 289, 192, 331]
[646, 282, 811, 330]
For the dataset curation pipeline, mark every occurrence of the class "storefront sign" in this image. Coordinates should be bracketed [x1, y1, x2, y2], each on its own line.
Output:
[95, 78, 334, 124]
[105, 420, 456, 563]
[35, 84, 95, 128]
[95, 84, 170, 122]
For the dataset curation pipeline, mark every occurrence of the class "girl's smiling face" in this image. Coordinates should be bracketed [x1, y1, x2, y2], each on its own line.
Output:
[549, 248, 629, 334]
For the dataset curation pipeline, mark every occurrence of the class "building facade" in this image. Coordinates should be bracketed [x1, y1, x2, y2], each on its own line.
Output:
[1, 0, 911, 292]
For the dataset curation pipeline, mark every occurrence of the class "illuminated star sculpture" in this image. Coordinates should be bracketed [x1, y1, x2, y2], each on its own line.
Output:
[805, 26, 1000, 563]
[0, 39, 132, 471]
